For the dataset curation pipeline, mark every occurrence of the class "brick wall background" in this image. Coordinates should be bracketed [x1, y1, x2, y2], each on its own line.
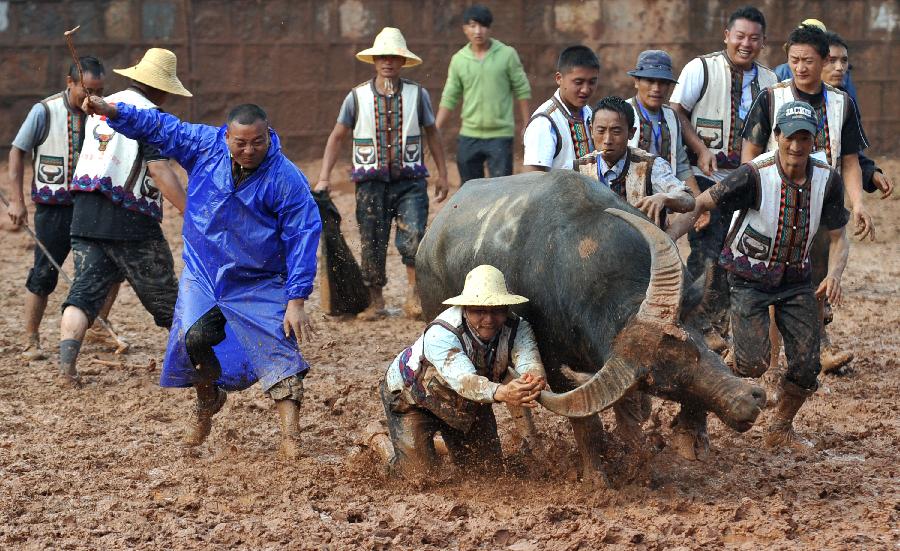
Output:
[1, 0, 898, 161]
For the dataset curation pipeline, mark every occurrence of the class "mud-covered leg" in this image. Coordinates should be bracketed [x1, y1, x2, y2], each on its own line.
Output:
[670, 405, 710, 461]
[569, 414, 610, 487]
[613, 390, 651, 456]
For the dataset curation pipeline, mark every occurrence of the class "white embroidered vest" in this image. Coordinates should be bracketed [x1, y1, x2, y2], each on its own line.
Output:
[690, 52, 777, 166]
[73, 89, 163, 221]
[32, 91, 83, 205]
[350, 79, 427, 182]
[720, 150, 832, 287]
[528, 95, 594, 170]
[576, 147, 663, 225]
[764, 81, 846, 170]
[627, 98, 680, 175]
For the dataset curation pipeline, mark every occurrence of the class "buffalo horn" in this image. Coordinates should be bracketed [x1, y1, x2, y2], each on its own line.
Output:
[538, 355, 643, 417]
[605, 208, 684, 327]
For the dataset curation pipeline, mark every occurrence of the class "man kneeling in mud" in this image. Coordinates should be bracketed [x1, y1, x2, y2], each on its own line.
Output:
[375, 265, 546, 477]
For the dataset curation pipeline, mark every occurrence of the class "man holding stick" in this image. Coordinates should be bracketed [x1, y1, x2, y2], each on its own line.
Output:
[6, 55, 125, 360]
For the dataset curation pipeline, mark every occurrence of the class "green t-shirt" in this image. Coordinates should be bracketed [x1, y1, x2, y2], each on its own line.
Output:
[439, 39, 532, 139]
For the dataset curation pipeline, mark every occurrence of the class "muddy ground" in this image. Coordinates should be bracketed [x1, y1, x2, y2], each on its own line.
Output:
[0, 157, 897, 550]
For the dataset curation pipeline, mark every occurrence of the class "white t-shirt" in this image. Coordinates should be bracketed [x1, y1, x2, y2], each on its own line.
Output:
[670, 56, 760, 182]
[670, 57, 758, 120]
[523, 91, 593, 169]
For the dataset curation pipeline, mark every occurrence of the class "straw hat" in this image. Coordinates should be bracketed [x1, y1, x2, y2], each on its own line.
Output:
[114, 48, 192, 97]
[356, 27, 422, 68]
[443, 265, 529, 307]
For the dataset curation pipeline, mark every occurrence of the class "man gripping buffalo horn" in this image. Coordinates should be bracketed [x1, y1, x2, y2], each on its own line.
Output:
[373, 265, 547, 478]
[694, 101, 850, 450]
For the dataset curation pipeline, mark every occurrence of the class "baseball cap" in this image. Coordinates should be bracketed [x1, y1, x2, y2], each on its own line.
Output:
[776, 101, 818, 137]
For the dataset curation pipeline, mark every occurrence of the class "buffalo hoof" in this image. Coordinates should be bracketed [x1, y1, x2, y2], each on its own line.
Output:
[670, 427, 710, 461]
[580, 468, 611, 490]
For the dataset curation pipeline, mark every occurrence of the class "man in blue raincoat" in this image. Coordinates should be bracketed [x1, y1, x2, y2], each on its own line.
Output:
[82, 96, 322, 459]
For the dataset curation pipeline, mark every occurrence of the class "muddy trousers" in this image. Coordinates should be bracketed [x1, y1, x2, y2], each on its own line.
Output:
[379, 382, 502, 477]
[728, 275, 820, 391]
[184, 306, 304, 401]
[355, 178, 428, 288]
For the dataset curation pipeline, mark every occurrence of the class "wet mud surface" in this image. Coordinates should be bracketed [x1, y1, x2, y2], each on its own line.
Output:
[0, 159, 897, 549]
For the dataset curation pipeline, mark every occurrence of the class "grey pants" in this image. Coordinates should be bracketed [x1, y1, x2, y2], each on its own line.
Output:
[379, 382, 502, 477]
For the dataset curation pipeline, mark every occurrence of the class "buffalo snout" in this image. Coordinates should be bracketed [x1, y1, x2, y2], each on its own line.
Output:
[725, 383, 767, 432]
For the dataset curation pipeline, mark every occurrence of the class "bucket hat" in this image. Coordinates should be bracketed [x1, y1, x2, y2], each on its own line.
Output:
[356, 27, 423, 68]
[443, 265, 529, 307]
[627, 50, 677, 83]
[113, 48, 192, 97]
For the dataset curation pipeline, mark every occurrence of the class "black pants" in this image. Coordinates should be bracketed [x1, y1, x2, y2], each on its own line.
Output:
[728, 275, 820, 390]
[380, 382, 502, 477]
[184, 306, 227, 383]
[25, 204, 73, 297]
[63, 236, 176, 328]
[355, 178, 428, 288]
[456, 137, 514, 185]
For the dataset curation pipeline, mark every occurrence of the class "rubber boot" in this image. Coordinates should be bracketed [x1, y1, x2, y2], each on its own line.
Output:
[183, 385, 226, 447]
[764, 379, 814, 451]
[276, 399, 302, 460]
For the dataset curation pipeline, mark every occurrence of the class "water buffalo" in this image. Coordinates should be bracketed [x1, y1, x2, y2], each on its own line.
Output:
[416, 170, 766, 482]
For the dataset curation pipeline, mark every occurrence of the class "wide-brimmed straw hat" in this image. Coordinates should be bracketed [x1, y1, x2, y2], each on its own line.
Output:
[114, 48, 192, 97]
[356, 27, 422, 68]
[443, 265, 529, 307]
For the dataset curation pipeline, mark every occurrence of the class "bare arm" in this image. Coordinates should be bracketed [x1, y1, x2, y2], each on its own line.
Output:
[423, 124, 449, 202]
[516, 99, 530, 135]
[841, 152, 874, 241]
[671, 103, 716, 176]
[435, 105, 453, 132]
[147, 161, 186, 214]
[816, 227, 849, 304]
[740, 139, 764, 164]
[314, 123, 351, 192]
[6, 147, 27, 226]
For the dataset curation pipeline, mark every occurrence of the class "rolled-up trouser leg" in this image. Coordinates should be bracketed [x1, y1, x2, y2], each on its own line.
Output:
[266, 373, 305, 403]
[379, 382, 440, 477]
[184, 306, 227, 383]
[440, 404, 502, 473]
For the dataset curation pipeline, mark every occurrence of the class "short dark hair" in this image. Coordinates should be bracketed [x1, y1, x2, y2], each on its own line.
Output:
[785, 24, 829, 58]
[227, 104, 268, 125]
[824, 31, 849, 52]
[557, 45, 600, 74]
[592, 96, 634, 129]
[462, 4, 492, 27]
[727, 5, 767, 35]
[69, 56, 104, 81]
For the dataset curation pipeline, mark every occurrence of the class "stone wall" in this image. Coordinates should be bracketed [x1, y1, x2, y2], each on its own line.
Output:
[1, 0, 898, 161]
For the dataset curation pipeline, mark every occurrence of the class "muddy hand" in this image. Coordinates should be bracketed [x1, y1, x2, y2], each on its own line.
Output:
[815, 276, 842, 306]
[283, 298, 316, 344]
[7, 199, 27, 226]
[872, 171, 894, 200]
[495, 375, 545, 408]
[82, 95, 118, 119]
[851, 207, 875, 242]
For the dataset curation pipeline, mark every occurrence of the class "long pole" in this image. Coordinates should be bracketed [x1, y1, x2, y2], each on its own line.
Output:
[0, 189, 129, 354]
